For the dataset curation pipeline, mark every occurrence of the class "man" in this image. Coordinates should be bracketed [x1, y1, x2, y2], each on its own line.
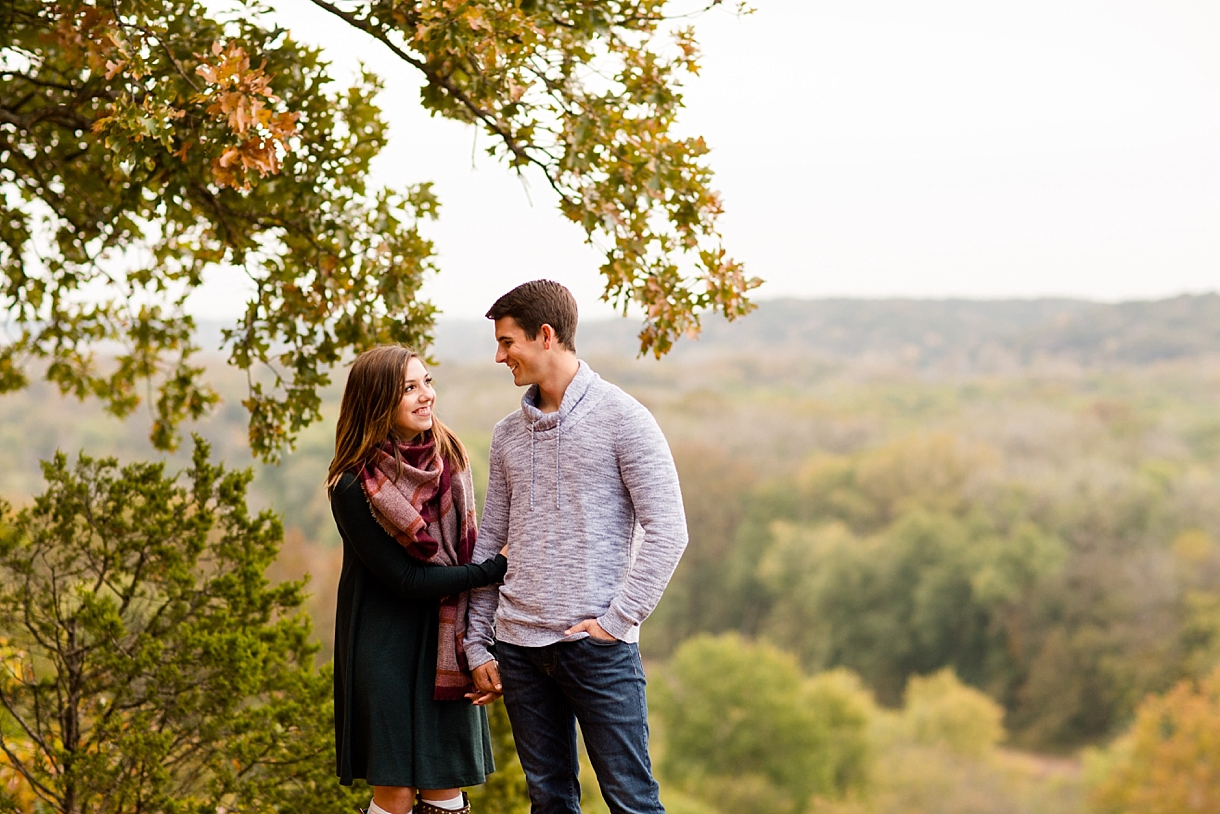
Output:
[463, 280, 688, 814]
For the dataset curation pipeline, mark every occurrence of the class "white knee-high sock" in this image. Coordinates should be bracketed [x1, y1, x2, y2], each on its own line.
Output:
[420, 792, 464, 811]
[369, 799, 410, 814]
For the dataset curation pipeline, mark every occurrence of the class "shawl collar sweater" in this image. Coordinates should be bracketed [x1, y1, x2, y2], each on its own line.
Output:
[464, 361, 688, 667]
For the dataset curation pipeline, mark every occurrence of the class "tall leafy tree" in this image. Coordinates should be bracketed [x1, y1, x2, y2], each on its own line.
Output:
[0, 0, 758, 459]
[0, 439, 361, 814]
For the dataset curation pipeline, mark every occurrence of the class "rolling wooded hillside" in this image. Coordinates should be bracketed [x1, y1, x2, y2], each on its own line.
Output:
[430, 293, 1220, 369]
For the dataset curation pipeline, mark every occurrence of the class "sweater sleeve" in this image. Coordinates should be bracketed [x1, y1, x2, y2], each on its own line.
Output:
[464, 433, 510, 669]
[331, 474, 507, 602]
[596, 402, 689, 640]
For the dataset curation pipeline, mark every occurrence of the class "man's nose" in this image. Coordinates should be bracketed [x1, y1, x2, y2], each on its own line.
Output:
[494, 348, 506, 363]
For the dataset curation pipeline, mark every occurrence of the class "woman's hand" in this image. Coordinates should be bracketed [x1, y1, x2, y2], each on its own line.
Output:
[467, 660, 503, 706]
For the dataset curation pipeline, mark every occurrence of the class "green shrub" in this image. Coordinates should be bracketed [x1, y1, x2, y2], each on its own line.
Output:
[0, 440, 364, 814]
[651, 633, 874, 814]
[903, 669, 1005, 756]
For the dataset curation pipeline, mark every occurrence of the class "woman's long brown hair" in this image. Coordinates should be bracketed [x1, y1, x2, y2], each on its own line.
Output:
[327, 345, 467, 492]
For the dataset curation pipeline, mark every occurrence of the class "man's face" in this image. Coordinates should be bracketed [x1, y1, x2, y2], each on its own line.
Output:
[494, 316, 548, 387]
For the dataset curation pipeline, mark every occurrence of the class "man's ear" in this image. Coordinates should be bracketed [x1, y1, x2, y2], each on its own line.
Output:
[540, 323, 555, 350]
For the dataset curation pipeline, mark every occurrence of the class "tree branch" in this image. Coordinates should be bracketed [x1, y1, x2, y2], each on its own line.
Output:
[0, 106, 95, 132]
[0, 735, 62, 806]
[0, 71, 80, 92]
[0, 690, 60, 789]
[302, 0, 575, 203]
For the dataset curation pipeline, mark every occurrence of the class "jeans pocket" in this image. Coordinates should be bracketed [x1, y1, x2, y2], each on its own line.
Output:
[586, 635, 620, 647]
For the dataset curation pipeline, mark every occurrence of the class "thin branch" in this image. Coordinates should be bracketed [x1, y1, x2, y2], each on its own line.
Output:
[0, 106, 94, 132]
[0, 690, 59, 774]
[303, 0, 575, 204]
[0, 736, 61, 805]
[0, 70, 80, 92]
[109, 0, 202, 93]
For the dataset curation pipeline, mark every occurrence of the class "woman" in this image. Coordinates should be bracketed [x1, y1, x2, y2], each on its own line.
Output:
[328, 345, 506, 814]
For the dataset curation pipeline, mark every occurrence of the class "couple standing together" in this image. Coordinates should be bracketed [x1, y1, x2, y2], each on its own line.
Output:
[327, 280, 688, 814]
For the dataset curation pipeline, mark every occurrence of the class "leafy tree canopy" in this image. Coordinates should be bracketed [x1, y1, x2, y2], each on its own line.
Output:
[0, 0, 758, 459]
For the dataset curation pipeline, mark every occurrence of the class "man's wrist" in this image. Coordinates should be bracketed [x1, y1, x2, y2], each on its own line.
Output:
[596, 605, 637, 641]
[466, 645, 495, 670]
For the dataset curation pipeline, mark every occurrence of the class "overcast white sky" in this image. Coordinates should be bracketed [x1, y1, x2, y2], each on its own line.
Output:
[192, 0, 1220, 320]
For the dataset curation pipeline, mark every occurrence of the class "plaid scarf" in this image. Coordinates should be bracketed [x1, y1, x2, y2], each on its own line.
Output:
[359, 438, 479, 701]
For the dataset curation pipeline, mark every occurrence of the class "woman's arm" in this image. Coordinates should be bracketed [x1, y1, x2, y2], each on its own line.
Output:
[331, 475, 506, 601]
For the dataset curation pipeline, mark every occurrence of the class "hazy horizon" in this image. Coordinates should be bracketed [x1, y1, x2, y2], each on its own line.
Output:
[183, 0, 1220, 323]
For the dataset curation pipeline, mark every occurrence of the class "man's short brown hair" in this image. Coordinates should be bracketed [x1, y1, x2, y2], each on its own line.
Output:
[486, 280, 578, 352]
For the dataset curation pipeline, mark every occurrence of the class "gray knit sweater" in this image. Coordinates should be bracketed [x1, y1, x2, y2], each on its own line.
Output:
[464, 361, 688, 669]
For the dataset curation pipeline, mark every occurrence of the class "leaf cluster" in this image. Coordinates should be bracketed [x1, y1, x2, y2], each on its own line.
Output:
[2, 0, 438, 460]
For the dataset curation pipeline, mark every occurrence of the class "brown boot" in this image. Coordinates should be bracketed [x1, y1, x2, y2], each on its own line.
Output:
[414, 792, 470, 814]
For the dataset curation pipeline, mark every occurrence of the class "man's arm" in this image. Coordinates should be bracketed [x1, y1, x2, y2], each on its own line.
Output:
[592, 403, 688, 640]
[465, 433, 509, 671]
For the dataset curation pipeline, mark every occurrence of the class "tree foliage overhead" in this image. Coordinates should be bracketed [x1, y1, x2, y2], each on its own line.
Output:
[1, 0, 441, 459]
[0, 0, 758, 459]
[309, 0, 757, 344]
[0, 439, 360, 814]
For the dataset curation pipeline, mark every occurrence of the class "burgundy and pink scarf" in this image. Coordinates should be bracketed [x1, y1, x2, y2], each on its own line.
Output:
[359, 438, 478, 701]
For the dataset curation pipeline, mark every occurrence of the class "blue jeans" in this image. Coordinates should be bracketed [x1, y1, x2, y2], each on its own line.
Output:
[497, 639, 664, 814]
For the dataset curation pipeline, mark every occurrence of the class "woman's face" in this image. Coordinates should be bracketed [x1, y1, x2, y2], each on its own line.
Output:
[394, 357, 435, 439]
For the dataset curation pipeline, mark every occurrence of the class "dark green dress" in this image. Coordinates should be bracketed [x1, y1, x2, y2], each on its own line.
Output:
[331, 472, 507, 787]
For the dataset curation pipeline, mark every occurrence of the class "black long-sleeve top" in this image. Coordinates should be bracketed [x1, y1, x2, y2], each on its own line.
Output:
[330, 471, 506, 787]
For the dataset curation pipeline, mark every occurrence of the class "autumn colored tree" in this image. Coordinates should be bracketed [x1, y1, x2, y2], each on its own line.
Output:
[1090, 667, 1220, 814]
[0, 0, 758, 459]
[0, 439, 361, 814]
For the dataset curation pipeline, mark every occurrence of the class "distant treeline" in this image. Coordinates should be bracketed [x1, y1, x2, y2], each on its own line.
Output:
[422, 292, 1220, 369]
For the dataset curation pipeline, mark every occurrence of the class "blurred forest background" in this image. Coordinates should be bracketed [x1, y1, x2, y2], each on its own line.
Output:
[5, 292, 1220, 813]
